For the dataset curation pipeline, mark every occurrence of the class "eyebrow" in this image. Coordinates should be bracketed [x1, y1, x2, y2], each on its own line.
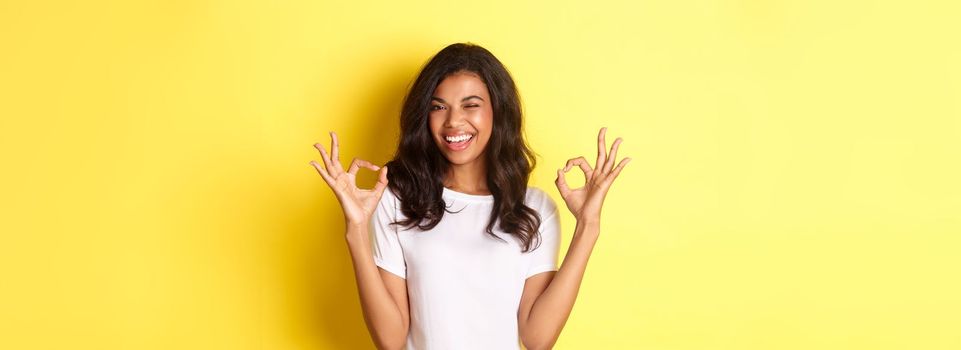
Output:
[431, 95, 485, 103]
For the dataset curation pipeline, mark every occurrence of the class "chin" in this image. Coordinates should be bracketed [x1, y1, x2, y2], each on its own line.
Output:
[442, 152, 481, 165]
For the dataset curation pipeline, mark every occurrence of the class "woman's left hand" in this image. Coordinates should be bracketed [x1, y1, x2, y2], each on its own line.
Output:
[555, 127, 631, 224]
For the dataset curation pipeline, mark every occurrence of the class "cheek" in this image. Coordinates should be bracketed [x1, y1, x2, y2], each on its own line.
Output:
[428, 114, 443, 132]
[479, 111, 494, 135]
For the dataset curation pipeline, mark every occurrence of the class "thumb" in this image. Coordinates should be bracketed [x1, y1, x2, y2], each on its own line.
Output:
[555, 168, 570, 196]
[373, 165, 389, 197]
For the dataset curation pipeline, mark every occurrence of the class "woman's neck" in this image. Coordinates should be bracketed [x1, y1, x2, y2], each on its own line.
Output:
[443, 161, 490, 195]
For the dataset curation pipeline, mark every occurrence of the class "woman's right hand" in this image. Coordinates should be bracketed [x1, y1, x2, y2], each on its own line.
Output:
[310, 131, 389, 229]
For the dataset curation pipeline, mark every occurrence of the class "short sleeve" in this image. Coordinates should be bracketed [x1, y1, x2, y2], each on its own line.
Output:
[369, 190, 407, 279]
[525, 191, 561, 278]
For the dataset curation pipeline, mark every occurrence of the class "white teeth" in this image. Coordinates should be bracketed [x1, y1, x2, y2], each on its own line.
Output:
[445, 134, 473, 143]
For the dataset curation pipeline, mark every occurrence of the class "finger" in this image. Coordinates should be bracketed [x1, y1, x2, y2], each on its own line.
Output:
[609, 157, 632, 181]
[604, 137, 623, 174]
[313, 142, 340, 177]
[595, 127, 608, 172]
[330, 131, 344, 172]
[373, 165, 389, 197]
[309, 160, 334, 184]
[555, 168, 571, 196]
[347, 157, 379, 176]
[564, 156, 594, 182]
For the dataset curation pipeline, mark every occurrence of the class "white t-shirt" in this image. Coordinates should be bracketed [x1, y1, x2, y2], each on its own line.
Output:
[369, 185, 562, 350]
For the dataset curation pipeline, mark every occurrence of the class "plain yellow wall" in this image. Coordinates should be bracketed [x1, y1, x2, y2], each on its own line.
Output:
[2, 0, 959, 349]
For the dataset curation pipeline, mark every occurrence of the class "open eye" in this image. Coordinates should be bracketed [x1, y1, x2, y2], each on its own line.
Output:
[430, 104, 446, 111]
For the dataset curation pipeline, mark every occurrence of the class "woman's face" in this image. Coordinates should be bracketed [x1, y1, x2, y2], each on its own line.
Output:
[428, 71, 493, 167]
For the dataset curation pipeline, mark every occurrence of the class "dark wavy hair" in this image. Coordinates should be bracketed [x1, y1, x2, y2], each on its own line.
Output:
[385, 42, 542, 253]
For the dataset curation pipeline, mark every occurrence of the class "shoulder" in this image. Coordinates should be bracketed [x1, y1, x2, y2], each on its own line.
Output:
[524, 186, 558, 217]
[377, 186, 401, 215]
[382, 186, 399, 203]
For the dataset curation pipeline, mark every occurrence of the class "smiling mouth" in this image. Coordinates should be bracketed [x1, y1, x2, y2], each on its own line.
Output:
[442, 133, 475, 152]
[444, 133, 474, 144]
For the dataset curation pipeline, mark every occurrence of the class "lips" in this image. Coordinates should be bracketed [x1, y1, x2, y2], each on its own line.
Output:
[442, 133, 474, 151]
[444, 133, 473, 143]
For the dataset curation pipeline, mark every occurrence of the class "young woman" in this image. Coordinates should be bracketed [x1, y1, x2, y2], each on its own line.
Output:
[310, 43, 630, 350]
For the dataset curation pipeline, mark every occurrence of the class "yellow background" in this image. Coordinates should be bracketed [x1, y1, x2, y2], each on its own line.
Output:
[2, 0, 959, 349]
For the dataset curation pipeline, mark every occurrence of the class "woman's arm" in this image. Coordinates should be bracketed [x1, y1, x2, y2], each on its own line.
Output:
[518, 219, 599, 350]
[346, 223, 410, 350]
[518, 127, 630, 349]
[310, 131, 409, 350]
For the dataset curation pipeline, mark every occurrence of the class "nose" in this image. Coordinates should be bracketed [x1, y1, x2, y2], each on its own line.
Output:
[443, 107, 467, 128]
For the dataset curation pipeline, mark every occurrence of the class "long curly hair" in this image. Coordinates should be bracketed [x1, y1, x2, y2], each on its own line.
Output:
[385, 42, 542, 253]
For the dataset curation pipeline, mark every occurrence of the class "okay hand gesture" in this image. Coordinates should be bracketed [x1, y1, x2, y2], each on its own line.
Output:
[310, 131, 389, 228]
[554, 127, 631, 224]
